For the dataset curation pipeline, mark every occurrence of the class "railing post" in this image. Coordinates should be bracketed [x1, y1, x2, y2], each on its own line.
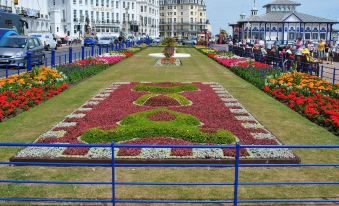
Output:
[111, 43, 114, 52]
[5, 65, 8, 78]
[99, 45, 102, 56]
[111, 142, 116, 206]
[26, 51, 32, 71]
[333, 68, 336, 85]
[81, 46, 85, 60]
[91, 45, 95, 57]
[69, 47, 73, 64]
[51, 49, 56, 67]
[320, 66, 324, 78]
[233, 142, 240, 206]
[106, 45, 109, 53]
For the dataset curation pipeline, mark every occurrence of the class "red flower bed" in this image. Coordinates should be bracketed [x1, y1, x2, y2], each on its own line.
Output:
[236, 61, 271, 69]
[123, 52, 134, 57]
[0, 83, 69, 121]
[207, 53, 217, 59]
[161, 57, 177, 64]
[148, 111, 177, 121]
[144, 95, 181, 107]
[265, 87, 339, 131]
[215, 57, 271, 69]
[215, 58, 246, 67]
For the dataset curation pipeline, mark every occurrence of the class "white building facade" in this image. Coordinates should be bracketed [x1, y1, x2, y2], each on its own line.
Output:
[49, 0, 159, 38]
[0, 0, 50, 34]
[137, 0, 159, 37]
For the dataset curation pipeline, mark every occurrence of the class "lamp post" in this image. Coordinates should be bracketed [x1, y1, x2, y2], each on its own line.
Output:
[125, 6, 130, 36]
[171, 11, 174, 37]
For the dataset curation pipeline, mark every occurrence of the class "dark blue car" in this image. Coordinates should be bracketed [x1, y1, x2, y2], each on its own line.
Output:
[84, 36, 97, 47]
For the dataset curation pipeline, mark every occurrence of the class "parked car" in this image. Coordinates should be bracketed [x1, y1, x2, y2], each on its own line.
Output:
[0, 36, 45, 68]
[153, 37, 161, 44]
[84, 36, 98, 47]
[29, 33, 57, 51]
[182, 38, 197, 45]
[98, 36, 114, 47]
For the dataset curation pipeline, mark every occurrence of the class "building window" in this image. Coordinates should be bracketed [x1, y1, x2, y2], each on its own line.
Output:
[312, 33, 318, 40]
[288, 32, 295, 41]
[305, 33, 311, 40]
[73, 10, 77, 21]
[320, 33, 326, 40]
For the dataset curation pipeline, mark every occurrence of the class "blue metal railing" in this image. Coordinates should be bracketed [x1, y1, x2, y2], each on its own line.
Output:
[228, 45, 338, 84]
[0, 40, 140, 78]
[0, 142, 338, 205]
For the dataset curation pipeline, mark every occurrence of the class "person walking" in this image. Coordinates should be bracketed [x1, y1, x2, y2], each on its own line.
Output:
[328, 42, 336, 65]
[317, 39, 326, 61]
[325, 42, 330, 62]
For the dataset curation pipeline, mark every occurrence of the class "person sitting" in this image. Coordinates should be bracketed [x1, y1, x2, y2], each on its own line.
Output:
[301, 48, 319, 75]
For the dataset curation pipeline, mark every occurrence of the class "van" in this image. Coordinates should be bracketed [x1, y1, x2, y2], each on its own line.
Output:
[29, 33, 57, 51]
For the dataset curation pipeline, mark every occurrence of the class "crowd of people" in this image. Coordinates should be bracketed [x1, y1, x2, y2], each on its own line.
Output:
[229, 38, 338, 75]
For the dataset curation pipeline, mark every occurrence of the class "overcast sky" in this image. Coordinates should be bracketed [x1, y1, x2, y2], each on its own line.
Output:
[206, 0, 339, 34]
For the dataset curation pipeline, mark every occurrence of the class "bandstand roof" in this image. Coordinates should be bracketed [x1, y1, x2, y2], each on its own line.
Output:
[237, 11, 337, 23]
[263, 0, 301, 7]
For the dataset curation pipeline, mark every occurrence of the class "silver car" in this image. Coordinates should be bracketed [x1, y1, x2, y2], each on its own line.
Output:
[0, 36, 45, 68]
[98, 36, 114, 47]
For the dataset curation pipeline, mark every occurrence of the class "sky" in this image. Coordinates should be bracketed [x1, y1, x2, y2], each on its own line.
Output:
[206, 0, 339, 34]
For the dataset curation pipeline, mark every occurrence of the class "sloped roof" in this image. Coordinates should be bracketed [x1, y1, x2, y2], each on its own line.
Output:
[263, 0, 301, 7]
[238, 12, 337, 23]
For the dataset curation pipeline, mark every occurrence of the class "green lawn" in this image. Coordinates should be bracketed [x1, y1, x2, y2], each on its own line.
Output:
[0, 47, 338, 205]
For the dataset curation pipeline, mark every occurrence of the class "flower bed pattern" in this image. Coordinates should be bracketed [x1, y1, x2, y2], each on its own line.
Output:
[12, 82, 298, 163]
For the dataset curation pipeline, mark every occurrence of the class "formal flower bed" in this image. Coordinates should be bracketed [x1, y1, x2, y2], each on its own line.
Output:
[155, 58, 181, 67]
[0, 67, 68, 121]
[13, 82, 297, 163]
[265, 72, 339, 134]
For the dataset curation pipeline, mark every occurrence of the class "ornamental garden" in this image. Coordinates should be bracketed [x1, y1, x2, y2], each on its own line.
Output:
[0, 42, 338, 201]
[13, 82, 296, 162]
